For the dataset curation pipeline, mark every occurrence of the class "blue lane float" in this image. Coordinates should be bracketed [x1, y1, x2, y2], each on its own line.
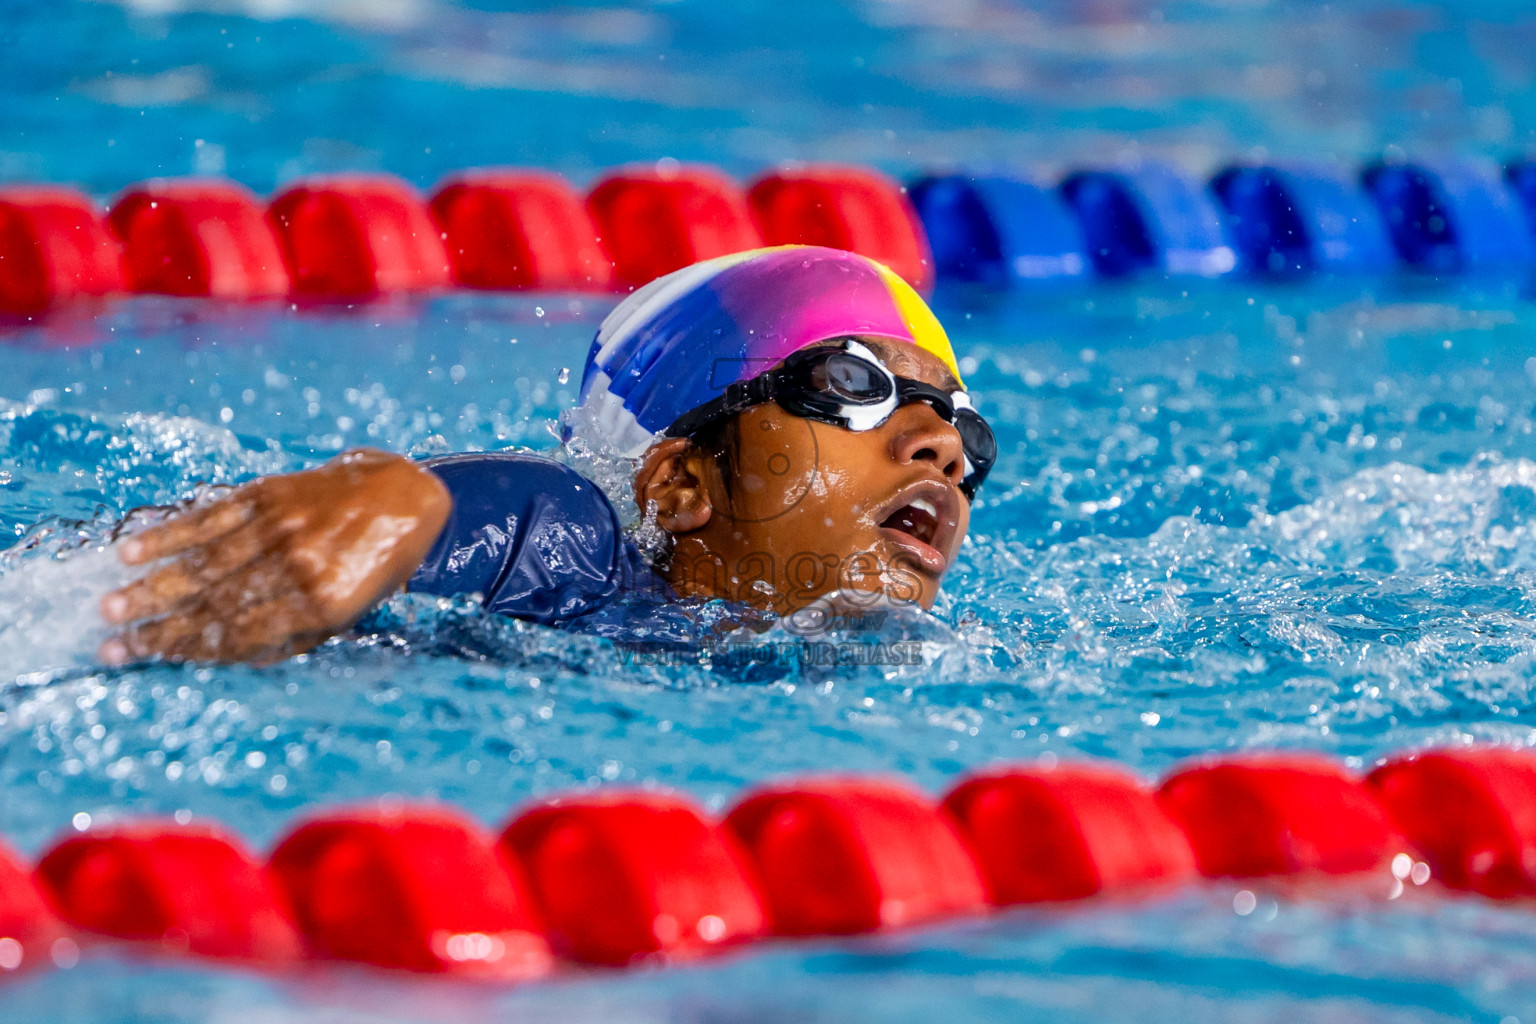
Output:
[1500, 160, 1536, 245]
[1362, 161, 1536, 274]
[1055, 171, 1159, 278]
[907, 175, 1088, 286]
[1058, 165, 1236, 278]
[1209, 166, 1395, 276]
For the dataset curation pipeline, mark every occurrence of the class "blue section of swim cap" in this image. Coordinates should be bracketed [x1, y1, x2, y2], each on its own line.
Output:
[597, 280, 739, 433]
[1363, 161, 1536, 274]
[1211, 166, 1394, 275]
[908, 174, 1088, 285]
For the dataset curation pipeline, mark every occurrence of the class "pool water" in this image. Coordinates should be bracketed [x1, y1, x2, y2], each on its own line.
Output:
[7, 1, 1536, 1021]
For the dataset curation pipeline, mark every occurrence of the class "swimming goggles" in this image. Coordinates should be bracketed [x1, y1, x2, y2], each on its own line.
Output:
[665, 339, 996, 500]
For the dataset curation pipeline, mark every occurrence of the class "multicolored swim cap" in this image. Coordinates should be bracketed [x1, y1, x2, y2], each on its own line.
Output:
[566, 245, 961, 456]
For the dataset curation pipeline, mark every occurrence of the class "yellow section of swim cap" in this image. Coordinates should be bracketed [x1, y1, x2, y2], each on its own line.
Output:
[870, 260, 963, 386]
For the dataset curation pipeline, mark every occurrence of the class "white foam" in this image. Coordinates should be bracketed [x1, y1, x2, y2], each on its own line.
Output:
[0, 531, 147, 686]
[103, 0, 425, 30]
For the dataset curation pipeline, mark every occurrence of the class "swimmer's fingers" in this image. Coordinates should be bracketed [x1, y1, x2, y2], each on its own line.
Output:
[118, 496, 258, 566]
[226, 591, 334, 664]
[101, 519, 275, 625]
[99, 614, 209, 667]
[100, 583, 319, 665]
[98, 450, 450, 666]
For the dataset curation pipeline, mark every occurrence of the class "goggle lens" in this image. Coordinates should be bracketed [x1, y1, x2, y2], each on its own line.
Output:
[819, 352, 894, 402]
[956, 409, 996, 468]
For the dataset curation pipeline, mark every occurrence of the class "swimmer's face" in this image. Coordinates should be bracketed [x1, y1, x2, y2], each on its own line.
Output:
[637, 339, 972, 614]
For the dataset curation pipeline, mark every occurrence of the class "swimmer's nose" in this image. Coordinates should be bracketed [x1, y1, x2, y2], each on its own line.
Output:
[885, 402, 965, 486]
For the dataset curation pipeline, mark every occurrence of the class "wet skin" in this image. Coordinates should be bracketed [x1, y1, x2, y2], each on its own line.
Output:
[99, 449, 451, 665]
[635, 339, 971, 615]
[99, 339, 971, 662]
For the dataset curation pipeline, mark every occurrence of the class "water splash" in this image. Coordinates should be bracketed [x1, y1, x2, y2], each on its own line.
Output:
[0, 516, 145, 685]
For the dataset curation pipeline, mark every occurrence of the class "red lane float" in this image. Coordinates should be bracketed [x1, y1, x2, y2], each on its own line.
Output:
[724, 777, 986, 935]
[1156, 755, 1400, 877]
[108, 180, 290, 299]
[35, 823, 299, 962]
[586, 166, 763, 290]
[943, 763, 1196, 904]
[749, 166, 933, 293]
[0, 841, 62, 972]
[430, 172, 613, 292]
[269, 806, 550, 977]
[0, 187, 122, 315]
[499, 792, 764, 966]
[11, 747, 1536, 983]
[267, 176, 450, 298]
[1369, 748, 1536, 898]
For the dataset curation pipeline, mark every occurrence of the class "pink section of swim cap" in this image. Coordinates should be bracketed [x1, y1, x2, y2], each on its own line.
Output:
[708, 248, 915, 374]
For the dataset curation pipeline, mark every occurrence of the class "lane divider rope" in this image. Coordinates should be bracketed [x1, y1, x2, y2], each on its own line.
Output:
[0, 747, 1532, 979]
[3, 158, 1535, 317]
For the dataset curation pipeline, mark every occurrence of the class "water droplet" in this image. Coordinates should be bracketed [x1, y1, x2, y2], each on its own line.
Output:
[50, 938, 79, 969]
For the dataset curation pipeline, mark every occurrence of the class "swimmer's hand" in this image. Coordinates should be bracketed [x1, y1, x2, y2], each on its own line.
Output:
[98, 449, 451, 666]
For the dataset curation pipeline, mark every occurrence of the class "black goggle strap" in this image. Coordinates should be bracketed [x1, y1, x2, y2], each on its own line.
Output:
[663, 372, 774, 438]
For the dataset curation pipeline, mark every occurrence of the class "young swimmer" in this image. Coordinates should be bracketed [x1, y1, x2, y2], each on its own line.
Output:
[95, 246, 995, 665]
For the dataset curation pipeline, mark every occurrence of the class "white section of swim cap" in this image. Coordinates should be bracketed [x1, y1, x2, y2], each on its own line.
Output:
[591, 250, 762, 371]
[565, 369, 657, 457]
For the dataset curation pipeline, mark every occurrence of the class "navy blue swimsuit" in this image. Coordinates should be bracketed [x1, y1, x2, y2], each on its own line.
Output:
[407, 452, 669, 626]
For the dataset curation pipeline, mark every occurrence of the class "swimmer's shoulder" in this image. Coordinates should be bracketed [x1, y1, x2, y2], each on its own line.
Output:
[421, 451, 617, 517]
[409, 451, 645, 623]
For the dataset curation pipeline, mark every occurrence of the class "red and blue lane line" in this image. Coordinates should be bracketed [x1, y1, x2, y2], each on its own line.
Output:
[3, 158, 1536, 318]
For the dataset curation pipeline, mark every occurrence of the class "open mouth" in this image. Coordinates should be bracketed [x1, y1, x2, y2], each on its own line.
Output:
[880, 497, 941, 547]
[873, 481, 961, 575]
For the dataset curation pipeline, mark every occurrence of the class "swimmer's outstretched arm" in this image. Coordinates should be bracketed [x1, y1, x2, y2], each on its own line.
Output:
[98, 449, 451, 665]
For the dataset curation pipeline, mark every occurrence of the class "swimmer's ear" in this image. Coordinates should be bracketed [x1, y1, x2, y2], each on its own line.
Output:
[635, 438, 714, 534]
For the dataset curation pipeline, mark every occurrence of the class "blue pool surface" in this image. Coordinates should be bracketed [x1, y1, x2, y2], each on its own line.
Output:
[7, 1, 1536, 1021]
